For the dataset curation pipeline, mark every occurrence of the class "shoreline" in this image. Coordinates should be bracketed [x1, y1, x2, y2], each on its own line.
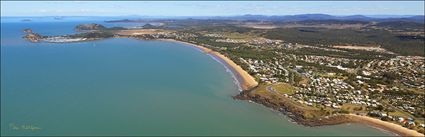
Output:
[158, 39, 258, 91]
[348, 114, 424, 137]
[234, 88, 424, 137]
[22, 32, 423, 136]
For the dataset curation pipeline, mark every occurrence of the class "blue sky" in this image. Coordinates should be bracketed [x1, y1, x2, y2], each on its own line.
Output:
[1, 1, 424, 17]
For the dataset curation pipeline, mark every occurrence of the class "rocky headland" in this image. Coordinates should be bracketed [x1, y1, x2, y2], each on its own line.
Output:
[22, 29, 43, 42]
[75, 23, 106, 31]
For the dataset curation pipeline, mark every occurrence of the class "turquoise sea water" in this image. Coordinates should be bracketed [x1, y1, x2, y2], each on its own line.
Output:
[1, 18, 393, 136]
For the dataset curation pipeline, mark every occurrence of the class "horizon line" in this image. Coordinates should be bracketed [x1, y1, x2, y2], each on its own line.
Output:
[2, 14, 424, 18]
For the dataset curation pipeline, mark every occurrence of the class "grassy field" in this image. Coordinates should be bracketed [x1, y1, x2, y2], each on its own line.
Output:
[271, 83, 295, 95]
[389, 111, 414, 118]
[341, 104, 366, 112]
[251, 84, 328, 119]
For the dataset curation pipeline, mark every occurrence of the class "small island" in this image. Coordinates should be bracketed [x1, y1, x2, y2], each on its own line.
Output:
[21, 19, 32, 22]
[23, 29, 43, 42]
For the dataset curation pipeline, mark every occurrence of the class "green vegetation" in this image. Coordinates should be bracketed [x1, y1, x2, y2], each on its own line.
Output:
[279, 47, 395, 60]
[341, 104, 366, 112]
[69, 31, 115, 39]
[264, 28, 424, 56]
[250, 84, 328, 119]
[271, 83, 295, 95]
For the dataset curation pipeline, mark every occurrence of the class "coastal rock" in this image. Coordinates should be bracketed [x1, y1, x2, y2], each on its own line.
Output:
[233, 89, 352, 127]
[75, 24, 106, 31]
[23, 28, 33, 33]
[22, 29, 43, 42]
[23, 33, 43, 42]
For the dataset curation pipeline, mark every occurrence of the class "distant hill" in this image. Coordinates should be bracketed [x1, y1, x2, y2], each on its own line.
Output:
[373, 21, 424, 31]
[105, 19, 145, 23]
[104, 14, 424, 24]
[75, 24, 106, 31]
[142, 23, 159, 29]
[396, 16, 424, 23]
[289, 19, 370, 25]
[208, 14, 424, 23]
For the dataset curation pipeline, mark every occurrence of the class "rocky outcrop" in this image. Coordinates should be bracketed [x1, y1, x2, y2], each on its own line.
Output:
[22, 29, 43, 42]
[233, 90, 353, 127]
[23, 29, 33, 33]
[75, 24, 106, 31]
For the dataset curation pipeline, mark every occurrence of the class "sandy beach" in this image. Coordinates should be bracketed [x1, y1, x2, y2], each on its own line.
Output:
[348, 114, 424, 137]
[158, 39, 258, 91]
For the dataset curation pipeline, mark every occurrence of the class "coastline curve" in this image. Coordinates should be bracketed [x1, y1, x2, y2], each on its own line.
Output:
[158, 39, 259, 91]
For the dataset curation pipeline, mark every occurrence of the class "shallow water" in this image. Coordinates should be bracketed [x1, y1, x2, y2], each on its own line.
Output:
[1, 18, 393, 136]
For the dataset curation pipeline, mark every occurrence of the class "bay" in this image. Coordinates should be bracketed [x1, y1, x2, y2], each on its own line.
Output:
[1, 19, 392, 136]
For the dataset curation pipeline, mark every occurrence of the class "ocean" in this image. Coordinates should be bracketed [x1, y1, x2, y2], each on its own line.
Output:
[0, 17, 392, 136]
